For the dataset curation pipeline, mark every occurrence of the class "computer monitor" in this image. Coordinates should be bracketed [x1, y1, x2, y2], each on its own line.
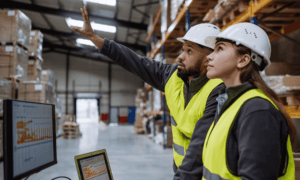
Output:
[3, 100, 57, 180]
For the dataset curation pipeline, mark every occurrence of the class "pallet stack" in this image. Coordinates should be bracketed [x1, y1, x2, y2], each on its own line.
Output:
[202, 0, 248, 28]
[27, 30, 43, 82]
[0, 10, 31, 83]
[62, 121, 82, 139]
[134, 88, 148, 134]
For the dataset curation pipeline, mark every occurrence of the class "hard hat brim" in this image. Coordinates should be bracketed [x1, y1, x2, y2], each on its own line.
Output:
[177, 37, 185, 43]
[204, 36, 218, 50]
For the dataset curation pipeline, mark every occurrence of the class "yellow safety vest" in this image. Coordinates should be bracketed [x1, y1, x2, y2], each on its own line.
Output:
[202, 89, 295, 180]
[165, 70, 223, 167]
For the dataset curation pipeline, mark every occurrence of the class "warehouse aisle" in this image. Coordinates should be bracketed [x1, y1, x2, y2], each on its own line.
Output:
[0, 122, 174, 180]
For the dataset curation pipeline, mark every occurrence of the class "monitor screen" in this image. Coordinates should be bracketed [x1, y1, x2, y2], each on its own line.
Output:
[4, 100, 57, 180]
[77, 153, 112, 180]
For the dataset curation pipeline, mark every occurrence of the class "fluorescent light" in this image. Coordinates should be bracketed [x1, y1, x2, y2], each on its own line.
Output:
[76, 38, 95, 46]
[66, 18, 83, 27]
[66, 18, 116, 33]
[84, 0, 116, 6]
[91, 23, 116, 33]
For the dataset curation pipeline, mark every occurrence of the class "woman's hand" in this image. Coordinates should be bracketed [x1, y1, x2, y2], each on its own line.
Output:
[72, 6, 95, 39]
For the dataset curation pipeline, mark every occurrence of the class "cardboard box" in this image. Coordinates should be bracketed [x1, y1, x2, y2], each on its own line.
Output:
[29, 30, 43, 60]
[18, 82, 53, 103]
[27, 58, 42, 82]
[203, 9, 215, 22]
[0, 78, 14, 99]
[283, 76, 300, 90]
[214, 2, 226, 19]
[265, 62, 292, 76]
[41, 69, 54, 86]
[0, 10, 31, 49]
[0, 45, 28, 81]
[164, 125, 173, 147]
[137, 88, 147, 103]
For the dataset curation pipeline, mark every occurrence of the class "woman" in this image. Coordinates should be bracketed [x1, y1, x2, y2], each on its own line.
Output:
[202, 22, 296, 180]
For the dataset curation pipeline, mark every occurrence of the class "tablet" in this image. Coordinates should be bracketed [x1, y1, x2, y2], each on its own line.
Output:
[75, 149, 114, 180]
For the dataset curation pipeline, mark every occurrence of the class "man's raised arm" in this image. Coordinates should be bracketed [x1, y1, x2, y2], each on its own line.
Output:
[72, 6, 177, 92]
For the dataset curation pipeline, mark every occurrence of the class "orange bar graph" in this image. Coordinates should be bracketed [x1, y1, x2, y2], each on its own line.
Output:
[83, 165, 108, 179]
[17, 121, 53, 144]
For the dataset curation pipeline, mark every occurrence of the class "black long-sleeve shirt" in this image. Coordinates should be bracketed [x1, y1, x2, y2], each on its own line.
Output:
[99, 39, 225, 180]
[213, 82, 289, 180]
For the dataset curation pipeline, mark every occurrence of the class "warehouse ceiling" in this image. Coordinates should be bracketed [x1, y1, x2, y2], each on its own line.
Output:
[5, 0, 160, 62]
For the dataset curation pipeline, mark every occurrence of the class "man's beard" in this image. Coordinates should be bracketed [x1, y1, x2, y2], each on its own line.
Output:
[177, 60, 202, 79]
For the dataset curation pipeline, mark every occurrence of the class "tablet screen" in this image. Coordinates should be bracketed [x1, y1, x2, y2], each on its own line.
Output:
[78, 153, 112, 180]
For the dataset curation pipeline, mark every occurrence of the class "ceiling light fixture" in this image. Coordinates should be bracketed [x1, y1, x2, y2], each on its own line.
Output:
[66, 18, 116, 33]
[84, 0, 116, 6]
[76, 38, 95, 46]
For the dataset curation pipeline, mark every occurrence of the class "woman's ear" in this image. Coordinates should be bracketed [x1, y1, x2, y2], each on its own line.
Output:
[237, 54, 251, 69]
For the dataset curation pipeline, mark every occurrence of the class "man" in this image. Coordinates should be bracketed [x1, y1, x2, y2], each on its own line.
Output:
[73, 7, 225, 180]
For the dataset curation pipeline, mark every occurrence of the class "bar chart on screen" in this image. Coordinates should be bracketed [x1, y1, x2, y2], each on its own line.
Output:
[80, 155, 110, 180]
[12, 102, 54, 177]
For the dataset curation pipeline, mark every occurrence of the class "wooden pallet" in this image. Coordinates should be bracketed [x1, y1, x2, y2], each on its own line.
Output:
[63, 132, 82, 139]
[62, 122, 79, 129]
[0, 41, 28, 50]
[5, 77, 21, 84]
[134, 126, 145, 134]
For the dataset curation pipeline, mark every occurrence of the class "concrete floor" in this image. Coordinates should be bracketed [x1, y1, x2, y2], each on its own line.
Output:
[0, 122, 174, 180]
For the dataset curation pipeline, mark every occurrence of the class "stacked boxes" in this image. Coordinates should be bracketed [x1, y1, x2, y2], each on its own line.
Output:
[0, 78, 15, 116]
[0, 45, 28, 81]
[164, 125, 173, 147]
[0, 10, 31, 81]
[29, 30, 43, 61]
[27, 30, 44, 82]
[0, 10, 31, 49]
[134, 88, 148, 133]
[27, 58, 42, 81]
[61, 122, 82, 139]
[41, 69, 54, 86]
[18, 82, 53, 104]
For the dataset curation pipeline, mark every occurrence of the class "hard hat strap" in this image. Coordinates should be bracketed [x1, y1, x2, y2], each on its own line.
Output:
[251, 50, 266, 71]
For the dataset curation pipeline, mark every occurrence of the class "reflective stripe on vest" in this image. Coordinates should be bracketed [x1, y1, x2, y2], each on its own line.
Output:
[203, 166, 227, 180]
[171, 116, 177, 126]
[173, 143, 184, 156]
[165, 70, 223, 167]
[202, 89, 295, 180]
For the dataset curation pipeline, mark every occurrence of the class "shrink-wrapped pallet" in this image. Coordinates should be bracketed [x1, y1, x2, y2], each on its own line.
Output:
[29, 30, 43, 61]
[18, 82, 54, 104]
[0, 45, 28, 81]
[0, 78, 15, 116]
[0, 10, 31, 49]
[41, 69, 54, 86]
[27, 58, 42, 82]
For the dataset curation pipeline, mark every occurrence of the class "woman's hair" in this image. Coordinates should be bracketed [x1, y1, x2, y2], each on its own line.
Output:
[216, 38, 297, 148]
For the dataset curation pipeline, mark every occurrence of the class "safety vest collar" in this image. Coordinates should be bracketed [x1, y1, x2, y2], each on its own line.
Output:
[218, 82, 255, 118]
[185, 73, 209, 93]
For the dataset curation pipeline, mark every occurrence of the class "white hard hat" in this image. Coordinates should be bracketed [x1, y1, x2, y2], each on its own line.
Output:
[177, 23, 221, 50]
[205, 22, 271, 70]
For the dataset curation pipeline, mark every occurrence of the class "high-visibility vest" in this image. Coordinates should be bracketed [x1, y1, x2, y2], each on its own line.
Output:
[202, 89, 295, 180]
[165, 70, 223, 167]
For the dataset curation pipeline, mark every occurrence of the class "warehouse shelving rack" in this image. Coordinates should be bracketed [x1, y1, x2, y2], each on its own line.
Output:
[145, 0, 300, 149]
